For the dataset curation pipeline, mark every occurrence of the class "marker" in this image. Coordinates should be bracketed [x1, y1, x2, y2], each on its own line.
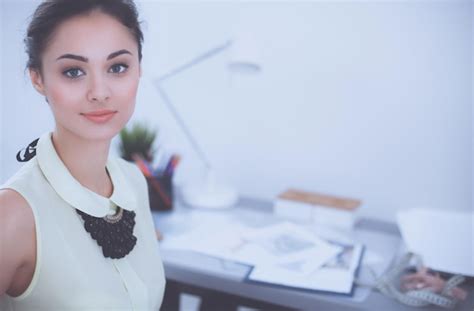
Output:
[132, 154, 153, 177]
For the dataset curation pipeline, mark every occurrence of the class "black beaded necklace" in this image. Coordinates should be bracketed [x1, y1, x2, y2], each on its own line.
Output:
[17, 137, 138, 259]
[76, 207, 137, 259]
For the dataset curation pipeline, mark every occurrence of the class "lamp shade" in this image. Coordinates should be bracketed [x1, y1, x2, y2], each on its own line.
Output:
[228, 33, 262, 74]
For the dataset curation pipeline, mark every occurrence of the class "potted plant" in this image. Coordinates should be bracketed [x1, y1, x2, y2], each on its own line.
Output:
[118, 122, 173, 212]
[119, 122, 157, 163]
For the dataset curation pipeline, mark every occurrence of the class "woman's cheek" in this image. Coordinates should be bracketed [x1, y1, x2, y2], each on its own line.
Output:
[115, 77, 139, 110]
[48, 79, 85, 110]
[119, 73, 139, 99]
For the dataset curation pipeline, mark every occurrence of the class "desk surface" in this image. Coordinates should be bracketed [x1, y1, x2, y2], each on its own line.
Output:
[152, 197, 474, 311]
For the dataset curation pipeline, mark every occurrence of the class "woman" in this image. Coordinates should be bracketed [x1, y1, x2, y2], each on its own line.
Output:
[0, 0, 166, 310]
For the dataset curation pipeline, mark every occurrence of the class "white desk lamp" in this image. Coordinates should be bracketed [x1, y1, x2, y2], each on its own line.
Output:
[154, 39, 261, 209]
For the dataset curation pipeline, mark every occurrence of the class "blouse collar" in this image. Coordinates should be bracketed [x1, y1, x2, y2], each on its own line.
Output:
[36, 132, 137, 218]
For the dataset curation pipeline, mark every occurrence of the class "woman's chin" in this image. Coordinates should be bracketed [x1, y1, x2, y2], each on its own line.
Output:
[58, 125, 122, 142]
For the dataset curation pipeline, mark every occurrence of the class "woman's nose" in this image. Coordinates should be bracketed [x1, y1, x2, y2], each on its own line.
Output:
[87, 73, 111, 103]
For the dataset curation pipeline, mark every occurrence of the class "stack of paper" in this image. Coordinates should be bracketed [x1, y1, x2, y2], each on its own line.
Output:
[161, 220, 364, 295]
[248, 238, 363, 294]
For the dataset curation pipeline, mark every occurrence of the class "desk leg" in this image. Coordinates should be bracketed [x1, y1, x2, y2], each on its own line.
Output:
[161, 279, 181, 311]
[198, 290, 239, 311]
[162, 279, 293, 311]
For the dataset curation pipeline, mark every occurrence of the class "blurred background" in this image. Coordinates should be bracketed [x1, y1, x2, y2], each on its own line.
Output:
[0, 0, 472, 223]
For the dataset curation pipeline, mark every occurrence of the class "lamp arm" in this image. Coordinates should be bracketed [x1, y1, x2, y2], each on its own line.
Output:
[155, 84, 212, 170]
[153, 40, 233, 171]
[156, 40, 232, 83]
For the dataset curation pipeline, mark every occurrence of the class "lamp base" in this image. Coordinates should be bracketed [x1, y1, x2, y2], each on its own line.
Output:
[181, 170, 238, 209]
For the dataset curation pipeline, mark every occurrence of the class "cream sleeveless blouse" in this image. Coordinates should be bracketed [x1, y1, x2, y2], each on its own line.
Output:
[0, 132, 166, 310]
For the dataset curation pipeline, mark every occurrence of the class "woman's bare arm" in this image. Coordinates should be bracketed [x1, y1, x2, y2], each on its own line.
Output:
[0, 189, 35, 297]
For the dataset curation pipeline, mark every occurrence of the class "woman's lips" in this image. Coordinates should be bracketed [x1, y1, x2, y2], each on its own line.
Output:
[81, 110, 117, 123]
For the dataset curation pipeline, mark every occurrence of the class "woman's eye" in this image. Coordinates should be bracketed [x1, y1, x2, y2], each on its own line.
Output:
[63, 68, 84, 79]
[109, 64, 129, 74]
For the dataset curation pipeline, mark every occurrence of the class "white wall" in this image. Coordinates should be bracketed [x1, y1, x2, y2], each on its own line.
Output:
[1, 0, 55, 183]
[1, 1, 472, 222]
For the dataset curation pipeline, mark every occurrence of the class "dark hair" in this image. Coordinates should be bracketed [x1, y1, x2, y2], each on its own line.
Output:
[25, 0, 144, 72]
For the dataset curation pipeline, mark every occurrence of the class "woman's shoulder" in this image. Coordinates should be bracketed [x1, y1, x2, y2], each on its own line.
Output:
[1, 158, 41, 189]
[113, 157, 148, 197]
[114, 157, 145, 182]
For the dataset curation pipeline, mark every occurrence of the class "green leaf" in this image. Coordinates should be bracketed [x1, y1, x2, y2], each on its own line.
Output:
[118, 122, 158, 162]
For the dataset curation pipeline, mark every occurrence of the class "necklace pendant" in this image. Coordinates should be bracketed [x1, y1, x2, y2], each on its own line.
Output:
[104, 208, 124, 224]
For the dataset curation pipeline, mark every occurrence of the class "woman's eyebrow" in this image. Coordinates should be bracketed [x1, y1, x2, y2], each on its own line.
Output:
[55, 49, 132, 62]
[107, 49, 132, 60]
[56, 54, 88, 62]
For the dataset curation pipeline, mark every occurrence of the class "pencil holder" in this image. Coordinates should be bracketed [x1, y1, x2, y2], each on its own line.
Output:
[146, 174, 173, 211]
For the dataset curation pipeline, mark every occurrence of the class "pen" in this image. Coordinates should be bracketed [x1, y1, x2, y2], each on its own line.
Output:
[132, 153, 153, 177]
[170, 155, 181, 173]
[165, 154, 181, 176]
[152, 148, 165, 175]
[164, 154, 175, 176]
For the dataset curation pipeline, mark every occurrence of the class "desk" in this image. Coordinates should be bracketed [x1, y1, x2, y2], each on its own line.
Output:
[152, 197, 474, 311]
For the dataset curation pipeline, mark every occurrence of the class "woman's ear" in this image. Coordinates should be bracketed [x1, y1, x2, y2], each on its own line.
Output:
[29, 69, 45, 95]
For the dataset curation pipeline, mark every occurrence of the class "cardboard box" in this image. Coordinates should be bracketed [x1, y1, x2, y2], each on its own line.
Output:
[273, 189, 361, 230]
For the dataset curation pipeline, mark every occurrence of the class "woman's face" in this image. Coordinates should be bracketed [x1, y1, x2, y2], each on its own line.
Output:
[30, 10, 141, 142]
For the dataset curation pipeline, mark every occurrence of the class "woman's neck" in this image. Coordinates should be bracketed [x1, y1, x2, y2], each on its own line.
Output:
[51, 128, 114, 198]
